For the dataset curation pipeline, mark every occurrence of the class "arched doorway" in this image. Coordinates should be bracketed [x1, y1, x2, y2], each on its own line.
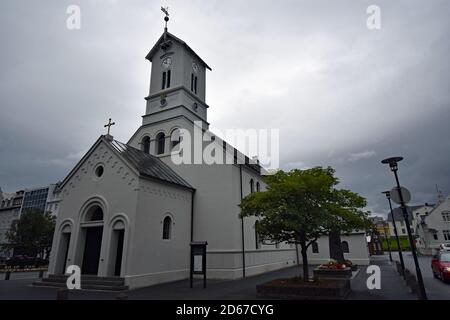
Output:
[107, 219, 126, 277]
[55, 223, 72, 275]
[80, 205, 104, 275]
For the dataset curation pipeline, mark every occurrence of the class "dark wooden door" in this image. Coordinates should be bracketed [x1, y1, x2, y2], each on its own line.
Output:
[61, 233, 71, 274]
[81, 226, 103, 275]
[114, 230, 125, 276]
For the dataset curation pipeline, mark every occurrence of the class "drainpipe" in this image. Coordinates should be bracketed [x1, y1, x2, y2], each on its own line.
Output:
[190, 190, 196, 242]
[239, 165, 246, 278]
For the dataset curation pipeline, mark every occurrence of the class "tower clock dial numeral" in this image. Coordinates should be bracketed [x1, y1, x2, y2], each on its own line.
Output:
[162, 57, 172, 68]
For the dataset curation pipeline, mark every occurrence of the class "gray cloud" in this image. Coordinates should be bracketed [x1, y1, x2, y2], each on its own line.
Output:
[0, 1, 449, 217]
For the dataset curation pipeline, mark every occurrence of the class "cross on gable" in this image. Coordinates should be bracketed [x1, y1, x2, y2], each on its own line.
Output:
[104, 118, 115, 135]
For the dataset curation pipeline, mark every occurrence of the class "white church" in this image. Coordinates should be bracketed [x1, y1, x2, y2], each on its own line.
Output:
[45, 17, 369, 290]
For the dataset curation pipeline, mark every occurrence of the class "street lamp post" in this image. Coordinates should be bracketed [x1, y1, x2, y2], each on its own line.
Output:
[382, 191, 405, 273]
[383, 224, 393, 262]
[381, 156, 427, 300]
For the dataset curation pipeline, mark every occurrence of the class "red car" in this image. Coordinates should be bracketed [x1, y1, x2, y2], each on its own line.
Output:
[431, 251, 450, 283]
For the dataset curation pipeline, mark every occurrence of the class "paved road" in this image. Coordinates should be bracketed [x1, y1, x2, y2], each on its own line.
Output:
[392, 252, 450, 300]
[0, 258, 413, 300]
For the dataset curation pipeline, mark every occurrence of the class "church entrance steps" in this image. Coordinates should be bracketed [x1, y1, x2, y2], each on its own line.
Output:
[32, 274, 129, 291]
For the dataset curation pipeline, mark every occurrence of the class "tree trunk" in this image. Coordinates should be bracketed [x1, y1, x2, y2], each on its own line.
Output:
[329, 230, 345, 263]
[300, 246, 309, 281]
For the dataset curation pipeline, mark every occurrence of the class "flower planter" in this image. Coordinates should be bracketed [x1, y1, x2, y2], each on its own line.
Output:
[313, 266, 353, 279]
[257, 278, 351, 300]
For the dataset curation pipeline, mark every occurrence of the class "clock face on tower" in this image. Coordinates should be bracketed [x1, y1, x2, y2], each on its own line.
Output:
[162, 57, 172, 69]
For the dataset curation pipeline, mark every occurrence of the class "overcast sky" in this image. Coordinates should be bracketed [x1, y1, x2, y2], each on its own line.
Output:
[0, 1, 449, 216]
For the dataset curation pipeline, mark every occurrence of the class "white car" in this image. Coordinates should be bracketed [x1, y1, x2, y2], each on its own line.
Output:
[439, 243, 450, 251]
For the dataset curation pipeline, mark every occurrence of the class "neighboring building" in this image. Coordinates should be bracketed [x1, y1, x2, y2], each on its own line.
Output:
[0, 190, 24, 257]
[21, 186, 50, 213]
[44, 183, 62, 216]
[416, 196, 450, 255]
[46, 21, 370, 290]
[0, 184, 61, 258]
[20, 184, 61, 216]
[387, 205, 423, 237]
[371, 216, 390, 236]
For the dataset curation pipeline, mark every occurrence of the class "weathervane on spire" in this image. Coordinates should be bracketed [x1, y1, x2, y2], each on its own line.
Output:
[161, 6, 170, 32]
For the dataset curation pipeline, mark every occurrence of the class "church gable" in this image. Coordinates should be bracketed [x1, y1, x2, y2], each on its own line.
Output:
[59, 136, 193, 199]
[58, 136, 140, 199]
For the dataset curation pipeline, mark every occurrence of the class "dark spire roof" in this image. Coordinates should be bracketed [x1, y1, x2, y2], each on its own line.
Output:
[145, 31, 212, 70]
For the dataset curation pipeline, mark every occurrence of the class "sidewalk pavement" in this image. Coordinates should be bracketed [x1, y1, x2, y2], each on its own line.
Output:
[348, 255, 415, 300]
[1, 256, 414, 300]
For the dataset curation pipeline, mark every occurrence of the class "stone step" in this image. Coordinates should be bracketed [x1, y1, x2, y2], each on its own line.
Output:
[42, 277, 125, 286]
[48, 274, 123, 282]
[33, 280, 128, 291]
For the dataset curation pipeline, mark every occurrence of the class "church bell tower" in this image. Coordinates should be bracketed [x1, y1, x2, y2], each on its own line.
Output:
[143, 9, 212, 129]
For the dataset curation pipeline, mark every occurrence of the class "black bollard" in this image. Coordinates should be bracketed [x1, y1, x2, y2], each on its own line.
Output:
[5, 271, 11, 280]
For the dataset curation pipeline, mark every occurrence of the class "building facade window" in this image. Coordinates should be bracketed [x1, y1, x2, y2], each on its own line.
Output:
[442, 211, 450, 222]
[162, 72, 166, 89]
[312, 242, 319, 253]
[250, 179, 254, 194]
[141, 136, 151, 154]
[194, 76, 198, 94]
[256, 182, 260, 192]
[170, 129, 181, 149]
[341, 241, 349, 253]
[401, 228, 406, 234]
[443, 230, 450, 241]
[156, 132, 165, 155]
[433, 233, 439, 240]
[162, 216, 172, 240]
[167, 70, 171, 88]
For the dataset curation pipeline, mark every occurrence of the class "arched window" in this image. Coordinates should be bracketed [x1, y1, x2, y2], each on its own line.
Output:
[255, 221, 261, 250]
[194, 76, 198, 94]
[162, 216, 172, 240]
[191, 74, 194, 92]
[156, 132, 165, 155]
[167, 70, 171, 88]
[342, 241, 349, 253]
[162, 72, 166, 89]
[250, 179, 254, 194]
[256, 182, 260, 192]
[312, 242, 319, 253]
[85, 205, 103, 222]
[141, 136, 150, 154]
[171, 129, 181, 149]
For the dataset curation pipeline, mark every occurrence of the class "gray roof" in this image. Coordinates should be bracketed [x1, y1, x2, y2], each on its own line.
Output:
[108, 139, 194, 190]
[387, 205, 422, 222]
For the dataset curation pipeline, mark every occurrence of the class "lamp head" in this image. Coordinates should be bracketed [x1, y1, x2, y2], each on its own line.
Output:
[381, 156, 403, 171]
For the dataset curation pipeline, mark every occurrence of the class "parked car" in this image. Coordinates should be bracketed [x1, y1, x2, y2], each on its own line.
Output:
[431, 251, 450, 283]
[439, 243, 450, 251]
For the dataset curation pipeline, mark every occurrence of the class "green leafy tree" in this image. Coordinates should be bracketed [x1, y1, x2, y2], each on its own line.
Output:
[240, 167, 371, 281]
[1, 209, 56, 258]
[240, 167, 336, 281]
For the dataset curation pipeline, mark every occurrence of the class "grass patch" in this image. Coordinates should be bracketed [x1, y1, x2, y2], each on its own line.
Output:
[380, 236, 411, 251]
